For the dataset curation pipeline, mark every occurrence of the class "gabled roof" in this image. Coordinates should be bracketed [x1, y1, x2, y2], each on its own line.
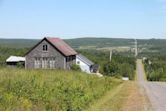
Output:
[6, 56, 25, 62]
[25, 37, 77, 56]
[77, 54, 94, 66]
[46, 37, 77, 56]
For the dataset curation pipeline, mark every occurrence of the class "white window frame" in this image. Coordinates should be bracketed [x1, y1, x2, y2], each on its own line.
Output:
[42, 57, 48, 69]
[49, 58, 56, 69]
[34, 57, 41, 69]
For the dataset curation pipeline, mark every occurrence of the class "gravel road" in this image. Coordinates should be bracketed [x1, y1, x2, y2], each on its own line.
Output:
[137, 59, 166, 111]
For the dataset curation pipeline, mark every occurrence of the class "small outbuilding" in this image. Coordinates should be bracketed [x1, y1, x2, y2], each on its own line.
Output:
[76, 54, 94, 73]
[76, 54, 99, 74]
[6, 56, 25, 66]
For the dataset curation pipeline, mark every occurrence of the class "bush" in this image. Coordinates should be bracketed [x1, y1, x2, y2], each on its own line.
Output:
[144, 56, 166, 82]
[71, 64, 81, 71]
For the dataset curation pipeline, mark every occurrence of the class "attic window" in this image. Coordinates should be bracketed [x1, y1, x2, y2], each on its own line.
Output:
[43, 45, 48, 51]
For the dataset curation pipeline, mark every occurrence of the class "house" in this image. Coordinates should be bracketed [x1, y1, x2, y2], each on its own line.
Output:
[6, 56, 25, 66]
[76, 54, 94, 73]
[25, 37, 77, 69]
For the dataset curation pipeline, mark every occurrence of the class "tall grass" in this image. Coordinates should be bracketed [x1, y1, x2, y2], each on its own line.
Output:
[0, 68, 122, 111]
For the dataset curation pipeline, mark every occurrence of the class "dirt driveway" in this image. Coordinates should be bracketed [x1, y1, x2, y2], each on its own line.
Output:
[137, 59, 166, 111]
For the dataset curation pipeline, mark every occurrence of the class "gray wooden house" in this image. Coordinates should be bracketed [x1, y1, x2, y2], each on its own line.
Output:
[25, 37, 77, 69]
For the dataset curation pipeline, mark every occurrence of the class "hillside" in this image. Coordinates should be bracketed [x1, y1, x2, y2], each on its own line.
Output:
[0, 39, 38, 48]
[0, 68, 122, 111]
[0, 37, 165, 64]
[65, 38, 134, 49]
[0, 38, 165, 52]
[0, 38, 134, 49]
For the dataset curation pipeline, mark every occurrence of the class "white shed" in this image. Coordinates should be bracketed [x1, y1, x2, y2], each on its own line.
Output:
[6, 56, 25, 66]
[76, 54, 94, 73]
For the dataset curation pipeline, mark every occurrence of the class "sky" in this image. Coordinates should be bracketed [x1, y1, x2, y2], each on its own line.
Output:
[0, 0, 166, 39]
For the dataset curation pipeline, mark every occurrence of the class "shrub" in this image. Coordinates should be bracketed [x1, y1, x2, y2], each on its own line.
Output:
[71, 64, 81, 71]
[0, 68, 122, 111]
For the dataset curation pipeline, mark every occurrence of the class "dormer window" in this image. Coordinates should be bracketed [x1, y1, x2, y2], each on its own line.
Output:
[43, 45, 48, 51]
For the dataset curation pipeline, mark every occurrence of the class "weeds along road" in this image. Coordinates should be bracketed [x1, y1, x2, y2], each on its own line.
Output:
[137, 59, 166, 111]
[86, 81, 146, 111]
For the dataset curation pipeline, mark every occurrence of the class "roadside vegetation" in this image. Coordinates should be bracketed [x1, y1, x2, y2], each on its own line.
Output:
[0, 68, 122, 111]
[86, 82, 147, 111]
[143, 52, 166, 81]
[78, 49, 136, 80]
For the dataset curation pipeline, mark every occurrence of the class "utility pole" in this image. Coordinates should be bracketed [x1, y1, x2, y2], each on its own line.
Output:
[135, 39, 138, 57]
[110, 50, 112, 62]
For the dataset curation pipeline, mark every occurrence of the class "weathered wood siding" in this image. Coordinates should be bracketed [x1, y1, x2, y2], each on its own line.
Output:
[25, 39, 76, 69]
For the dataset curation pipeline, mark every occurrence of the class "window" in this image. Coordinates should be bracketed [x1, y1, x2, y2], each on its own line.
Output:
[72, 55, 76, 60]
[66, 56, 72, 62]
[42, 57, 48, 68]
[77, 61, 80, 65]
[66, 57, 69, 62]
[43, 45, 48, 51]
[34, 58, 41, 69]
[49, 58, 56, 69]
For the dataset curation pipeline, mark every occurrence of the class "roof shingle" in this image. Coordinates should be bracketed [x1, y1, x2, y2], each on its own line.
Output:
[46, 37, 77, 56]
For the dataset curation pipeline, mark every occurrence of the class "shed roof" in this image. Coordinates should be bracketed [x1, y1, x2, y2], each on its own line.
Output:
[77, 54, 94, 66]
[6, 56, 25, 62]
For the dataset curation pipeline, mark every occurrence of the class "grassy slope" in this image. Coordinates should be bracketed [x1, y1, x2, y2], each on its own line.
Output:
[85, 83, 125, 111]
[0, 68, 122, 111]
[86, 81, 148, 111]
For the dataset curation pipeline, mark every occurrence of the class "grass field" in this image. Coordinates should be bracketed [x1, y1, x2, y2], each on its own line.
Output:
[86, 81, 147, 111]
[0, 68, 122, 111]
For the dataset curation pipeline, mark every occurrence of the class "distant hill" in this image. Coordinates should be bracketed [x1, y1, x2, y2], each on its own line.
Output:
[0, 38, 165, 52]
[138, 39, 166, 52]
[65, 38, 134, 49]
[0, 38, 134, 48]
[0, 39, 38, 48]
[0, 38, 136, 49]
